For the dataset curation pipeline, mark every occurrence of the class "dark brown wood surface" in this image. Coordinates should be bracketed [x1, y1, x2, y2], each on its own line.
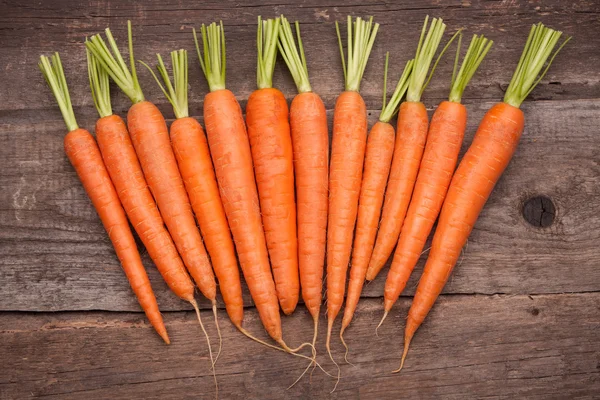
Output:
[1, 0, 599, 398]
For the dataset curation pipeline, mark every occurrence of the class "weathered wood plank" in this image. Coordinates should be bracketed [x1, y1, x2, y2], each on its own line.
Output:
[1, 99, 600, 312]
[1, 293, 598, 399]
[0, 0, 598, 116]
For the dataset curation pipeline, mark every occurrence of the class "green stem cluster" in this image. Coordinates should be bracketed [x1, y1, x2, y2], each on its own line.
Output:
[85, 21, 145, 104]
[504, 23, 571, 108]
[448, 33, 493, 103]
[38, 52, 78, 132]
[379, 56, 414, 123]
[86, 45, 112, 118]
[256, 16, 280, 89]
[278, 16, 311, 94]
[335, 16, 380, 92]
[142, 49, 189, 119]
[194, 21, 227, 92]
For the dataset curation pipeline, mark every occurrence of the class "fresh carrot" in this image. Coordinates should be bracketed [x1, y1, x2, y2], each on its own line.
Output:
[366, 16, 450, 281]
[192, 22, 317, 365]
[39, 53, 169, 344]
[246, 17, 299, 315]
[340, 54, 414, 358]
[326, 15, 379, 389]
[277, 16, 329, 382]
[379, 33, 493, 328]
[86, 22, 219, 394]
[398, 23, 570, 372]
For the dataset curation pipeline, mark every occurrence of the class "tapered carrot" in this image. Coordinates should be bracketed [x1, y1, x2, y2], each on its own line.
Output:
[246, 17, 299, 315]
[278, 15, 329, 381]
[366, 16, 450, 281]
[326, 15, 379, 389]
[398, 23, 570, 372]
[86, 22, 218, 394]
[340, 55, 414, 358]
[380, 34, 493, 327]
[39, 53, 169, 344]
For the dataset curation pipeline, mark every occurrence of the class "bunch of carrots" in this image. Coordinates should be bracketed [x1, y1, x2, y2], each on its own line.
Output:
[39, 12, 570, 394]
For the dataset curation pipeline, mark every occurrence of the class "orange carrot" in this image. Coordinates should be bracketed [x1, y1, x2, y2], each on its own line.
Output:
[380, 34, 492, 326]
[398, 23, 570, 372]
[86, 22, 219, 394]
[39, 53, 169, 344]
[278, 16, 329, 382]
[246, 17, 299, 315]
[366, 16, 450, 281]
[340, 55, 413, 356]
[326, 15, 379, 389]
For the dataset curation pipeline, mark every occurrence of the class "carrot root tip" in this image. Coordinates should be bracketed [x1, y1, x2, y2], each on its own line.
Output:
[191, 300, 218, 397]
[392, 335, 412, 374]
[326, 320, 341, 393]
[375, 310, 389, 337]
[211, 302, 223, 368]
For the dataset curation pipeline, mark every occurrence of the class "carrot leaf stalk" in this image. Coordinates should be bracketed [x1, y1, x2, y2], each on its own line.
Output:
[335, 15, 380, 92]
[448, 33, 493, 103]
[278, 16, 311, 93]
[504, 22, 571, 108]
[379, 57, 414, 123]
[406, 16, 447, 102]
[86, 45, 112, 118]
[85, 21, 145, 104]
[256, 16, 280, 89]
[39, 53, 78, 132]
[193, 21, 226, 92]
[141, 49, 190, 119]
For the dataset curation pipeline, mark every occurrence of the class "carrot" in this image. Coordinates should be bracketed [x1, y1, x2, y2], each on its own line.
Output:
[397, 23, 571, 372]
[326, 15, 379, 389]
[366, 16, 451, 281]
[277, 15, 329, 382]
[340, 54, 414, 358]
[379, 33, 493, 328]
[86, 22, 219, 395]
[192, 22, 319, 367]
[39, 53, 169, 344]
[246, 17, 299, 316]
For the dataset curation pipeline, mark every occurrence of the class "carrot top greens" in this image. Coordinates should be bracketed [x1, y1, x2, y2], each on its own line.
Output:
[379, 55, 414, 123]
[86, 21, 145, 104]
[335, 16, 379, 92]
[504, 22, 571, 108]
[141, 49, 189, 119]
[278, 16, 311, 94]
[448, 33, 493, 103]
[194, 21, 227, 92]
[256, 16, 281, 89]
[87, 45, 112, 118]
[39, 52, 78, 132]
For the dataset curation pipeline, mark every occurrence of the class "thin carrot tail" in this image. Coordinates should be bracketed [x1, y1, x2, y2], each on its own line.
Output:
[190, 299, 218, 398]
[392, 329, 413, 374]
[339, 326, 354, 366]
[375, 310, 389, 337]
[211, 301, 223, 367]
[287, 314, 320, 390]
[326, 319, 341, 393]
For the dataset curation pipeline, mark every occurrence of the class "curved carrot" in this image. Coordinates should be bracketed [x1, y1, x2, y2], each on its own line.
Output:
[326, 16, 379, 390]
[39, 53, 169, 344]
[341, 56, 413, 352]
[381, 34, 492, 323]
[366, 16, 450, 281]
[398, 23, 570, 371]
[247, 18, 298, 315]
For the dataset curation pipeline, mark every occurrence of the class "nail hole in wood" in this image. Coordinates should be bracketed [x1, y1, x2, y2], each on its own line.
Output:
[522, 195, 556, 228]
[529, 307, 540, 316]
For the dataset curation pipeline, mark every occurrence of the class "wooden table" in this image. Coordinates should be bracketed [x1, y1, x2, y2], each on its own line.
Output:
[1, 0, 599, 398]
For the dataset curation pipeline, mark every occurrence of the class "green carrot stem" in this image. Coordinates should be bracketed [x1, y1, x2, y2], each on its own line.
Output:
[278, 16, 311, 93]
[448, 33, 493, 103]
[39, 52, 78, 132]
[86, 44, 112, 118]
[194, 21, 227, 92]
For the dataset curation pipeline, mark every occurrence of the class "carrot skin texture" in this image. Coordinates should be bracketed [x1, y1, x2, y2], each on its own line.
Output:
[327, 90, 368, 322]
[127, 101, 216, 301]
[64, 128, 170, 343]
[204, 89, 281, 340]
[246, 88, 299, 315]
[342, 121, 395, 329]
[406, 102, 524, 342]
[366, 101, 429, 281]
[290, 92, 329, 319]
[95, 115, 195, 303]
[384, 101, 467, 311]
[170, 116, 244, 326]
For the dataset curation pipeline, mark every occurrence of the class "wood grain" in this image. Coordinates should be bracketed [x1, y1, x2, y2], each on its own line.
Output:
[1, 293, 598, 399]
